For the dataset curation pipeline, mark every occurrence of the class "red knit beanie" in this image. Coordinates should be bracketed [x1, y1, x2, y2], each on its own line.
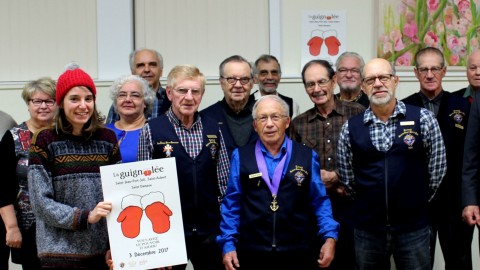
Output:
[56, 63, 96, 105]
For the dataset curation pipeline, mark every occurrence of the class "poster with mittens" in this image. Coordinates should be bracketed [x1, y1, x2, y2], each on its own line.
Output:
[301, 10, 347, 69]
[101, 158, 187, 270]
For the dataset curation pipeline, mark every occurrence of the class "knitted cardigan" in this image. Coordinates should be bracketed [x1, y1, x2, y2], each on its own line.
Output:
[28, 127, 121, 268]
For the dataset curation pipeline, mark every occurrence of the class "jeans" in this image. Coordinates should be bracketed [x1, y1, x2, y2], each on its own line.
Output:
[354, 226, 431, 270]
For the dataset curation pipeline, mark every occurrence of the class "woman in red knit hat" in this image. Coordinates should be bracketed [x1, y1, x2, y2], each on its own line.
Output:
[27, 64, 122, 269]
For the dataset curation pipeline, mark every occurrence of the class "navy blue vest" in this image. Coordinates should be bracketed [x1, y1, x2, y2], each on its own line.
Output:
[348, 105, 429, 232]
[403, 91, 469, 211]
[149, 114, 221, 236]
[237, 141, 316, 251]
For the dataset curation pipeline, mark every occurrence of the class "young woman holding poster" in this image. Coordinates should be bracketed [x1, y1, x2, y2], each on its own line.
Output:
[27, 64, 121, 269]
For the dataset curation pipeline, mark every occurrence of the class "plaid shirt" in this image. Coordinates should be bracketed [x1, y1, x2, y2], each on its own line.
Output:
[337, 100, 446, 201]
[289, 97, 364, 171]
[137, 108, 230, 197]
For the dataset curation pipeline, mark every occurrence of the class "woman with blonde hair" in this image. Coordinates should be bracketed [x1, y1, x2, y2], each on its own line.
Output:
[0, 77, 57, 269]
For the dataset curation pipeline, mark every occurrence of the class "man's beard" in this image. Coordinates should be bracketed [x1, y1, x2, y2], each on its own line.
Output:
[260, 86, 277, 94]
[369, 91, 392, 106]
[339, 84, 360, 93]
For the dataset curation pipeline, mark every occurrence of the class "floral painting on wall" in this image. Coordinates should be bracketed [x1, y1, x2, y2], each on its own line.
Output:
[378, 0, 480, 66]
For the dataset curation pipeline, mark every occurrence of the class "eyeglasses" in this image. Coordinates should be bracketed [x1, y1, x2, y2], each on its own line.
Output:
[305, 79, 331, 90]
[255, 114, 287, 123]
[221, 76, 252, 85]
[337, 68, 360, 75]
[117, 92, 143, 101]
[173, 88, 202, 96]
[363, 74, 394, 86]
[29, 99, 55, 107]
[416, 66, 444, 75]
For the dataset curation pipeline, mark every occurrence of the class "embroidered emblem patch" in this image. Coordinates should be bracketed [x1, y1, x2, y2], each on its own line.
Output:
[206, 136, 219, 159]
[289, 165, 309, 186]
[403, 134, 415, 148]
[163, 144, 173, 157]
[294, 171, 306, 186]
[449, 109, 466, 130]
[398, 128, 419, 149]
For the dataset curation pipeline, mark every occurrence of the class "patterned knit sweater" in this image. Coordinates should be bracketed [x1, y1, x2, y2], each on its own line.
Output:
[28, 127, 121, 268]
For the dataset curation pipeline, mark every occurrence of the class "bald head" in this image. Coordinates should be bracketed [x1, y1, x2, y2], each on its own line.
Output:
[362, 58, 398, 106]
[467, 50, 480, 90]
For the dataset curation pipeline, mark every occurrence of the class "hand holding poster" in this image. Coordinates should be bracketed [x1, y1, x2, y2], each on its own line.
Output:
[101, 158, 187, 270]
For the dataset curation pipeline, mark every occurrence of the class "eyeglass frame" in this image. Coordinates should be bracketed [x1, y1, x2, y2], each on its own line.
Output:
[362, 74, 395, 86]
[255, 114, 288, 123]
[172, 88, 203, 96]
[415, 66, 445, 75]
[336, 68, 361, 75]
[305, 79, 332, 90]
[29, 99, 56, 107]
[220, 76, 252, 85]
[116, 92, 144, 101]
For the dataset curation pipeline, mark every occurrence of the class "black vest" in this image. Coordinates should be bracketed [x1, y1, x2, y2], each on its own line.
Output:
[149, 114, 221, 236]
[403, 91, 469, 211]
[237, 141, 316, 251]
[348, 105, 429, 232]
[278, 93, 294, 118]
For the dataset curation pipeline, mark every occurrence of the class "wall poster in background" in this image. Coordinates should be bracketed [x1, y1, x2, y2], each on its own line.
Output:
[301, 10, 347, 69]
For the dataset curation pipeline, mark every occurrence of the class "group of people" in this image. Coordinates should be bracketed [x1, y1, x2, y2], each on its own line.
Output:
[0, 46, 478, 270]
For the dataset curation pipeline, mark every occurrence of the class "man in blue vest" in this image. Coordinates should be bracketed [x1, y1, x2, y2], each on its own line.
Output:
[403, 47, 472, 270]
[137, 65, 230, 270]
[201, 55, 258, 158]
[218, 95, 339, 269]
[337, 58, 446, 270]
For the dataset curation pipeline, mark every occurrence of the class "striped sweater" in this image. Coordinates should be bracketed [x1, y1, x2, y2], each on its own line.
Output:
[28, 127, 121, 268]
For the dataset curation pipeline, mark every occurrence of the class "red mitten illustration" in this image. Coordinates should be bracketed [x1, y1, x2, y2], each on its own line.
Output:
[117, 194, 143, 238]
[324, 36, 341, 56]
[307, 36, 323, 56]
[141, 192, 173, 234]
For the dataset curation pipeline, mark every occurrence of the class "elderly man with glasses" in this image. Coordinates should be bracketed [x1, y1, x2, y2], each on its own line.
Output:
[337, 58, 446, 270]
[137, 65, 230, 270]
[334, 51, 370, 108]
[202, 55, 258, 157]
[218, 95, 339, 270]
[403, 47, 473, 270]
[289, 59, 364, 269]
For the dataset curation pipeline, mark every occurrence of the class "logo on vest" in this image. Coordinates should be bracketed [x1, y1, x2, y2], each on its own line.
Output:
[157, 141, 179, 157]
[449, 109, 465, 130]
[398, 128, 419, 149]
[163, 144, 173, 157]
[289, 165, 308, 186]
[206, 135, 219, 159]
